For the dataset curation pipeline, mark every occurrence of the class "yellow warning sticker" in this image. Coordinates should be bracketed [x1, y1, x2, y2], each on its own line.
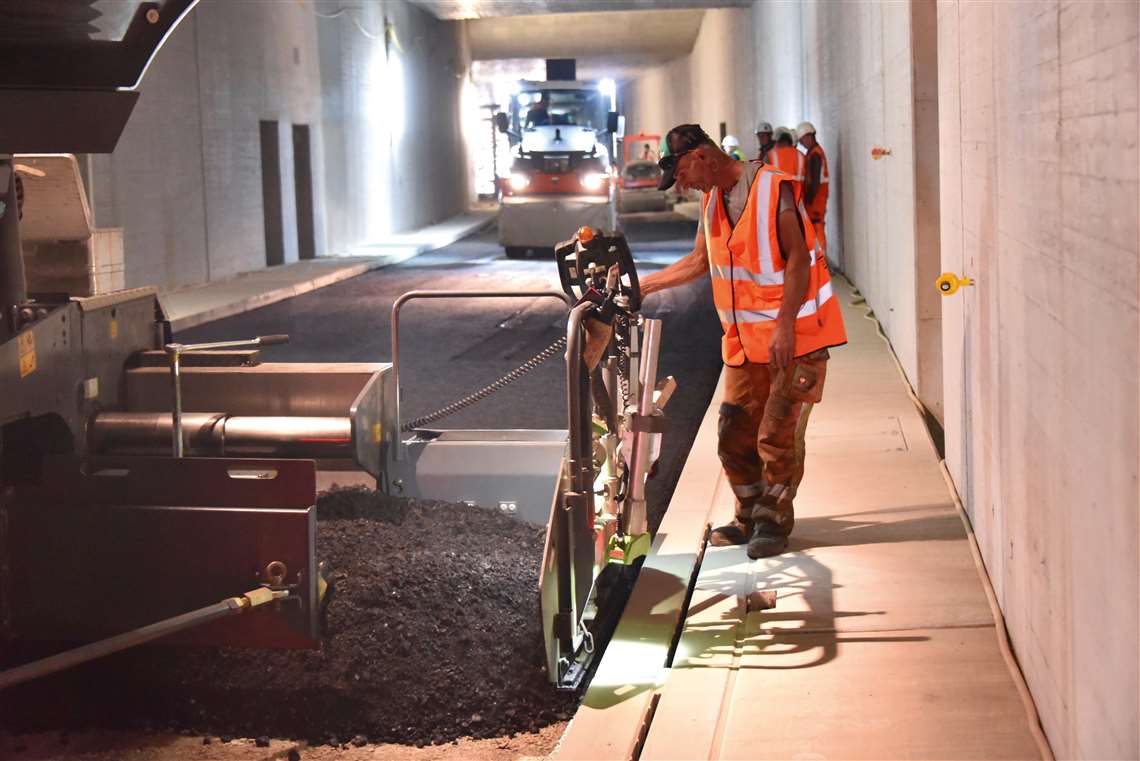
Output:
[110, 319, 118, 340]
[17, 331, 36, 378]
[372, 422, 382, 443]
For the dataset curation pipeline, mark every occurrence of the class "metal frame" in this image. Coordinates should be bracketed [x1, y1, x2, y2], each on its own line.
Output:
[389, 290, 572, 459]
[0, 1, 199, 90]
[164, 335, 289, 457]
[3, 455, 319, 650]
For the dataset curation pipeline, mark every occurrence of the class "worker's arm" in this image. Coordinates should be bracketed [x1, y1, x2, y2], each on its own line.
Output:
[640, 223, 710, 296]
[803, 153, 822, 207]
[769, 183, 811, 369]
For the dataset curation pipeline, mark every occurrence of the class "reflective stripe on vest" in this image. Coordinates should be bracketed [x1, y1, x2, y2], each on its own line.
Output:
[715, 280, 835, 324]
[702, 165, 846, 365]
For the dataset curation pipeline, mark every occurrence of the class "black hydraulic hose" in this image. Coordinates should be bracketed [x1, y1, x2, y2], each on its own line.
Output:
[0, 588, 285, 691]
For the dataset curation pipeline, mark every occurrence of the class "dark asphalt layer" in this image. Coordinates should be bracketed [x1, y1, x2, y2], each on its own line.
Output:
[178, 214, 724, 530]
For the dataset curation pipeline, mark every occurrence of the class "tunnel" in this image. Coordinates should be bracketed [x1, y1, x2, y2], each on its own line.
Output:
[0, 1, 1137, 759]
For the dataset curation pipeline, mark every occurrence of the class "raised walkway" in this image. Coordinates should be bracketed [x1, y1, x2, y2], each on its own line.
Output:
[556, 276, 1049, 761]
[160, 211, 492, 331]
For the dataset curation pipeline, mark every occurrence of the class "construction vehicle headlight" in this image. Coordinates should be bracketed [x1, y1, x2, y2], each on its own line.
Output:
[509, 174, 530, 190]
[581, 172, 607, 191]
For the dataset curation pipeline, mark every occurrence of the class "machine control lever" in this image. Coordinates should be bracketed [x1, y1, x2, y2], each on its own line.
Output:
[165, 334, 291, 457]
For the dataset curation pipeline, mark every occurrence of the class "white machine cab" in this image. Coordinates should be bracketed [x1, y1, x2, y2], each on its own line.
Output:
[497, 81, 621, 257]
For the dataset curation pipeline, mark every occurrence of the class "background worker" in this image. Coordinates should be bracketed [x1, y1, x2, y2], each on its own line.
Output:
[721, 134, 745, 160]
[525, 93, 550, 127]
[796, 121, 830, 252]
[770, 127, 804, 192]
[642, 124, 847, 558]
[754, 120, 775, 163]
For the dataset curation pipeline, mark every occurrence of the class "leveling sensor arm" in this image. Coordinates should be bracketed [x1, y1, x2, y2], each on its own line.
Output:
[544, 226, 675, 689]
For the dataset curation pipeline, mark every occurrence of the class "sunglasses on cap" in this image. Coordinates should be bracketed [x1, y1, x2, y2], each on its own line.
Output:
[657, 124, 712, 190]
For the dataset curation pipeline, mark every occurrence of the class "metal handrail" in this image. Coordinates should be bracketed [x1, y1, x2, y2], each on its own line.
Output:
[389, 290, 573, 459]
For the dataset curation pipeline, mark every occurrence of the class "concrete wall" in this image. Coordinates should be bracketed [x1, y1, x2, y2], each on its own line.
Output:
[318, 1, 470, 252]
[89, 0, 470, 291]
[87, 12, 209, 289]
[756, 0, 943, 419]
[621, 8, 756, 149]
[938, 2, 1139, 757]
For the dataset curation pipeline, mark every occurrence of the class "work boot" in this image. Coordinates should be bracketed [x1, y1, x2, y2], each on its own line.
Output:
[709, 517, 752, 546]
[746, 499, 794, 559]
[746, 523, 788, 558]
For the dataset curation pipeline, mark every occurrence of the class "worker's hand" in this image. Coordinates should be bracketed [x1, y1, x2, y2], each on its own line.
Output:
[768, 322, 795, 370]
[606, 263, 621, 291]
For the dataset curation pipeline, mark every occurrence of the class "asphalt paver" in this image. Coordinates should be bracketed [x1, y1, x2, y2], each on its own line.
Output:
[0, 215, 723, 756]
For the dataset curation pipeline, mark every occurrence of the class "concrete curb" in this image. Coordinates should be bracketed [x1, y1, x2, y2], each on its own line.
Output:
[164, 259, 382, 333]
[163, 211, 495, 333]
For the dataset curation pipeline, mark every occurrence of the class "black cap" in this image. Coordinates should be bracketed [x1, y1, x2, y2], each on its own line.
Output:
[657, 123, 716, 190]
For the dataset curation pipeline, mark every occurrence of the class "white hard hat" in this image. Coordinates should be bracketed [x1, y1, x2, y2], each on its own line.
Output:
[774, 126, 794, 141]
[796, 121, 816, 137]
[755, 121, 773, 134]
[721, 135, 740, 150]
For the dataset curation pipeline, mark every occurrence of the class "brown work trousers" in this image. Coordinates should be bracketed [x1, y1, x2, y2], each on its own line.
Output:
[717, 349, 829, 532]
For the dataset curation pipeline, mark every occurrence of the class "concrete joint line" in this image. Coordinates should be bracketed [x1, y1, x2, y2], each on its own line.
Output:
[749, 620, 997, 638]
[629, 692, 662, 761]
[707, 563, 752, 761]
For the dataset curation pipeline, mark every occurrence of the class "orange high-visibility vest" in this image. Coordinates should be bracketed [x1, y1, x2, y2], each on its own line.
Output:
[702, 163, 847, 366]
[770, 146, 804, 189]
[804, 142, 829, 222]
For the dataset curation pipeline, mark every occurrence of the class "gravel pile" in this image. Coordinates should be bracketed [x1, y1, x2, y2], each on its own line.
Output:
[0, 487, 576, 746]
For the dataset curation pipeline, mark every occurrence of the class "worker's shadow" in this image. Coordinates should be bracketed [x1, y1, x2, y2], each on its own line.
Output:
[581, 503, 961, 709]
[680, 503, 962, 672]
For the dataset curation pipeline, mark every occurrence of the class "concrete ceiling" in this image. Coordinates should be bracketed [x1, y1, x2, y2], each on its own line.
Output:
[470, 53, 680, 83]
[464, 7, 705, 66]
[411, 0, 750, 21]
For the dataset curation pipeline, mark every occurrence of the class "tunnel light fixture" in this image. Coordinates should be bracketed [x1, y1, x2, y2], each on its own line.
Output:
[599, 78, 617, 110]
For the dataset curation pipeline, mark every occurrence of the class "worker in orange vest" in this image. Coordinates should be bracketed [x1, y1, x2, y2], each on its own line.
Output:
[769, 126, 804, 194]
[644, 124, 847, 558]
[796, 121, 830, 253]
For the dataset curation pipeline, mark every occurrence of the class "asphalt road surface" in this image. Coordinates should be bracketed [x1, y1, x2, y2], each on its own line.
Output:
[179, 213, 723, 530]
